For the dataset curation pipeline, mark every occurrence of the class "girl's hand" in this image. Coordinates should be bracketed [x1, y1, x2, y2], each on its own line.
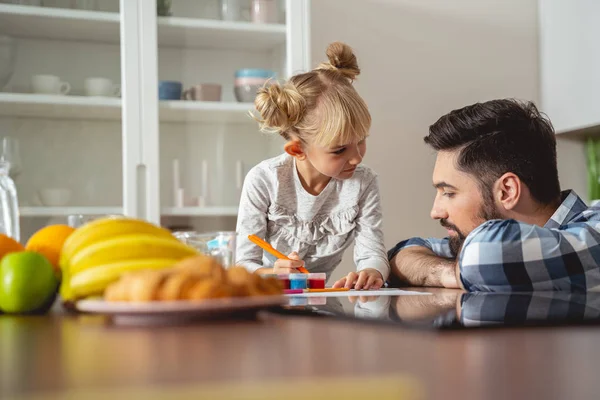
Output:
[273, 252, 305, 274]
[332, 268, 384, 290]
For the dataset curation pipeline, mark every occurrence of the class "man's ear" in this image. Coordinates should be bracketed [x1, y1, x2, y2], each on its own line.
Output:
[284, 139, 306, 161]
[493, 172, 522, 211]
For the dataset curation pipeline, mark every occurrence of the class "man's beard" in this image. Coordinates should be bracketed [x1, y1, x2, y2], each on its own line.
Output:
[441, 200, 503, 258]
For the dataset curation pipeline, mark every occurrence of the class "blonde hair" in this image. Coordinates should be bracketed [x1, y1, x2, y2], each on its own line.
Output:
[254, 42, 371, 148]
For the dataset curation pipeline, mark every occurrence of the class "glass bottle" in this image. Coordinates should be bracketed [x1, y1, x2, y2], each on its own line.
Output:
[0, 161, 20, 242]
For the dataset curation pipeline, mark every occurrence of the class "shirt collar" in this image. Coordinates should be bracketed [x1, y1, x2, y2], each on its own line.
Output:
[544, 190, 588, 229]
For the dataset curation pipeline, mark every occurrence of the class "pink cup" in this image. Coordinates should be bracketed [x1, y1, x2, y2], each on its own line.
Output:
[182, 84, 222, 101]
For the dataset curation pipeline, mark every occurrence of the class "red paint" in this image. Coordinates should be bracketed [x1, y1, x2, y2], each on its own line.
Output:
[308, 278, 325, 289]
[280, 277, 291, 289]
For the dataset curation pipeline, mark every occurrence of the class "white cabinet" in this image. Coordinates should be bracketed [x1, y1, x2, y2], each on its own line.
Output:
[539, 0, 600, 136]
[0, 0, 310, 239]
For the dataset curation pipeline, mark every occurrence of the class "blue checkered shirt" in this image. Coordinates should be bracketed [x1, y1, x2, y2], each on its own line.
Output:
[459, 292, 600, 327]
[388, 190, 600, 292]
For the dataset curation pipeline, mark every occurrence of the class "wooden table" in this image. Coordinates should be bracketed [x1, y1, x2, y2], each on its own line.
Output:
[2, 288, 600, 400]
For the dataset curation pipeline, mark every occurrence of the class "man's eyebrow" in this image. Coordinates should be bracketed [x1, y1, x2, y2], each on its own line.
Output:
[433, 182, 458, 190]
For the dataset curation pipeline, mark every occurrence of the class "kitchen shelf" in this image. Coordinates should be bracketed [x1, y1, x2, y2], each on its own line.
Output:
[0, 4, 286, 50]
[159, 101, 254, 124]
[20, 206, 123, 217]
[161, 207, 238, 217]
[0, 93, 255, 123]
[20, 206, 238, 217]
[157, 16, 286, 50]
[0, 4, 120, 44]
[0, 93, 121, 120]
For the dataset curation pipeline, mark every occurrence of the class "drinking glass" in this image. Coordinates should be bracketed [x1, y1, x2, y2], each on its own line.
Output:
[174, 231, 237, 267]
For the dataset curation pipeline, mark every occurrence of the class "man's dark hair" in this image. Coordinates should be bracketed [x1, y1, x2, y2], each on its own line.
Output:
[424, 99, 561, 205]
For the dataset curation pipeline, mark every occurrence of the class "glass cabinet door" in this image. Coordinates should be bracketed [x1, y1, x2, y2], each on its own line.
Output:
[0, 0, 131, 241]
[136, 0, 309, 233]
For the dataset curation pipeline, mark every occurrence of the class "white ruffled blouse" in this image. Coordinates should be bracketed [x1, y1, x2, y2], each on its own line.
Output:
[235, 153, 390, 281]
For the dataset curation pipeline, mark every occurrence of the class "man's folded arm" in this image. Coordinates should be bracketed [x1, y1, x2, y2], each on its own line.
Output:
[388, 237, 459, 288]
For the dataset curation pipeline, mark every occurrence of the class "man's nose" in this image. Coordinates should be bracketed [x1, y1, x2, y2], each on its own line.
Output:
[430, 201, 448, 220]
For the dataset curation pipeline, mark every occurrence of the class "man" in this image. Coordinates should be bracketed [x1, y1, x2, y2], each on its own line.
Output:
[389, 99, 600, 291]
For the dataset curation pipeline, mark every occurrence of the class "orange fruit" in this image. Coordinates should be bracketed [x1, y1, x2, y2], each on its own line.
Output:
[26, 225, 76, 271]
[0, 234, 24, 261]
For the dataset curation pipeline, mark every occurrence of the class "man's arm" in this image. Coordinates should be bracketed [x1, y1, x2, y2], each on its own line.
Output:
[390, 244, 460, 288]
[392, 289, 460, 321]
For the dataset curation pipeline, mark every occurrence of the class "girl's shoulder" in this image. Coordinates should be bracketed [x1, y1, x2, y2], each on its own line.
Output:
[245, 153, 293, 185]
[250, 153, 292, 173]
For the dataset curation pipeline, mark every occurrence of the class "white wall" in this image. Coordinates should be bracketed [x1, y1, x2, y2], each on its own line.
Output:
[538, 0, 600, 134]
[309, 0, 586, 281]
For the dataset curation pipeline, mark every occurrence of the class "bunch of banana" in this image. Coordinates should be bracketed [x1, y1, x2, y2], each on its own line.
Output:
[59, 217, 198, 301]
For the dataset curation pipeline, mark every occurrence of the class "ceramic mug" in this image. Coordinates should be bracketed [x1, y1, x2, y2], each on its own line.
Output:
[158, 80, 182, 100]
[182, 84, 222, 101]
[220, 0, 243, 21]
[251, 0, 278, 23]
[31, 75, 71, 95]
[84, 77, 121, 97]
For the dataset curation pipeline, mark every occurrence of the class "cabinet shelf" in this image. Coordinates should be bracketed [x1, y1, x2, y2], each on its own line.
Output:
[157, 16, 286, 50]
[159, 100, 254, 124]
[0, 93, 255, 123]
[161, 207, 238, 217]
[20, 206, 123, 217]
[0, 4, 286, 50]
[0, 4, 120, 44]
[0, 93, 121, 120]
[20, 206, 238, 217]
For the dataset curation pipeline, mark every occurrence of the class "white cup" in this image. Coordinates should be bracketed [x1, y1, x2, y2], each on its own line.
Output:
[84, 77, 121, 97]
[221, 0, 243, 21]
[38, 188, 72, 206]
[31, 75, 71, 95]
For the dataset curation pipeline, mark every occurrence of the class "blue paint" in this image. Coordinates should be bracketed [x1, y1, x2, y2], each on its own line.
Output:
[289, 273, 307, 289]
[288, 296, 308, 306]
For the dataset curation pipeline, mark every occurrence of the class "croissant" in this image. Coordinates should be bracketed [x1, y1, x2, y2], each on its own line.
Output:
[104, 255, 283, 302]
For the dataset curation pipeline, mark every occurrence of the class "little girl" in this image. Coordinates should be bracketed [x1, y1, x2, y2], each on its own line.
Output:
[235, 42, 389, 290]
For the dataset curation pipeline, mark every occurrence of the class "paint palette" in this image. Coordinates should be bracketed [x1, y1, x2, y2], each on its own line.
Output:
[266, 273, 326, 290]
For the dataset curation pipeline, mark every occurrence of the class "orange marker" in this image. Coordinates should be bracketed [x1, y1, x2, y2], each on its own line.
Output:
[248, 234, 309, 274]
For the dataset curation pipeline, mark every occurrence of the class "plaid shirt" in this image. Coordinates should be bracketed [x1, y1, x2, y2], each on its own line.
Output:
[459, 292, 600, 327]
[389, 190, 600, 292]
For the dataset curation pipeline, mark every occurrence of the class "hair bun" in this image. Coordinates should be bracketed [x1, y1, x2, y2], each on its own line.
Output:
[254, 81, 306, 133]
[320, 41, 361, 80]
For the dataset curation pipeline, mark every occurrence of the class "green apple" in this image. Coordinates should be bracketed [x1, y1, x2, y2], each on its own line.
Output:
[0, 251, 58, 313]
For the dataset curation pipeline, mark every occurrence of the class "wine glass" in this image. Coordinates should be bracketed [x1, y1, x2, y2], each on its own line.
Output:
[0, 137, 21, 179]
